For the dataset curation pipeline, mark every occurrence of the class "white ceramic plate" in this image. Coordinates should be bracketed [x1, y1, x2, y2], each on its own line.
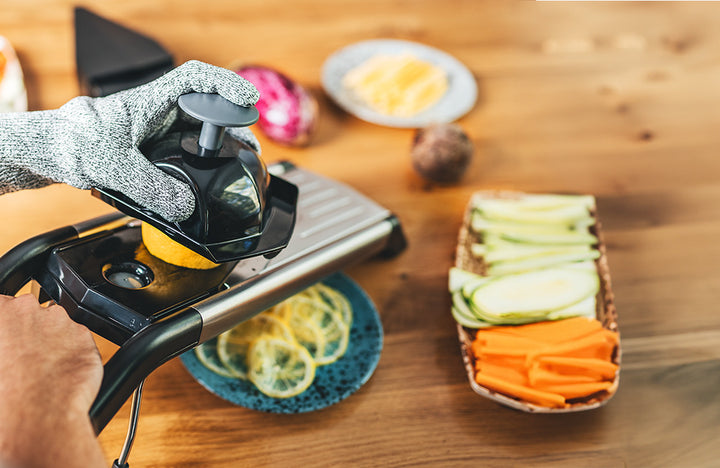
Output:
[0, 36, 28, 113]
[322, 39, 477, 128]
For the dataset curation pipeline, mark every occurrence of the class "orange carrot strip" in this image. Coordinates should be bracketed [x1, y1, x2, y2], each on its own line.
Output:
[475, 372, 566, 408]
[477, 361, 528, 386]
[488, 317, 603, 344]
[477, 346, 533, 358]
[526, 329, 618, 365]
[527, 363, 599, 387]
[475, 354, 527, 371]
[533, 381, 613, 400]
[536, 356, 618, 380]
[474, 331, 546, 349]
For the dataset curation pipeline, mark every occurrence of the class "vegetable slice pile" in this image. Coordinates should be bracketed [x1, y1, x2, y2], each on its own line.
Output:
[451, 192, 620, 409]
[195, 282, 353, 398]
[449, 193, 602, 329]
[470, 317, 618, 407]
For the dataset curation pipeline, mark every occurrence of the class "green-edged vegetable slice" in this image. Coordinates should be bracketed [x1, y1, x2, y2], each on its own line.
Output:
[487, 250, 601, 276]
[469, 268, 599, 317]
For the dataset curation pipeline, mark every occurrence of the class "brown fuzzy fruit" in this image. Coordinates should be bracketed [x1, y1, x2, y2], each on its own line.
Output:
[411, 123, 473, 183]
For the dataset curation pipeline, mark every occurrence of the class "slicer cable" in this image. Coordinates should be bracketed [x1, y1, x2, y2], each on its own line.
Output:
[112, 380, 145, 468]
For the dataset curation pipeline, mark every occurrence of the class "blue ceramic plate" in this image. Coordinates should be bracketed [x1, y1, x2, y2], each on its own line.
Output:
[180, 273, 383, 413]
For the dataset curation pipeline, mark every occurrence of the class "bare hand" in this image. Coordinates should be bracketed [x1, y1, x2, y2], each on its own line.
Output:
[0, 294, 106, 467]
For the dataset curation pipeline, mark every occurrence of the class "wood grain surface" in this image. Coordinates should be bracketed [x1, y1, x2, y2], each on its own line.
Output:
[2, 1, 720, 466]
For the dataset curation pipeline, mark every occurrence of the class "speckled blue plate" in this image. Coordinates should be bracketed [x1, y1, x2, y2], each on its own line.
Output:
[180, 273, 383, 413]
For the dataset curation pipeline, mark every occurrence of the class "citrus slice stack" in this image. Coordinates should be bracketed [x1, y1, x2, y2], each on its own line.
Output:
[216, 313, 295, 379]
[194, 282, 354, 398]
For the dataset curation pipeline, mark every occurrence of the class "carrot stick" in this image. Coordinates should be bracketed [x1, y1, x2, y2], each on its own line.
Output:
[474, 331, 546, 349]
[533, 381, 613, 399]
[536, 356, 618, 380]
[477, 361, 528, 386]
[527, 363, 599, 387]
[474, 372, 566, 408]
[477, 346, 532, 358]
[489, 316, 603, 344]
[476, 354, 526, 371]
[526, 329, 618, 365]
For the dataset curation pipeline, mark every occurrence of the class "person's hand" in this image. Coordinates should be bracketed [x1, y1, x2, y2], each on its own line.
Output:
[0, 60, 260, 223]
[0, 295, 106, 467]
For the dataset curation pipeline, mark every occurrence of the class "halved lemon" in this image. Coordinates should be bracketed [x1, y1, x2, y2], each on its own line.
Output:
[247, 337, 316, 398]
[141, 222, 220, 270]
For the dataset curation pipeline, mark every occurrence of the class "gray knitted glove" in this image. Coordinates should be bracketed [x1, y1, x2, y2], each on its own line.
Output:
[0, 60, 260, 222]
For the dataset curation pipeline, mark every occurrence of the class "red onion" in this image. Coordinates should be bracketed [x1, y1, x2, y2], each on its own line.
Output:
[234, 65, 318, 147]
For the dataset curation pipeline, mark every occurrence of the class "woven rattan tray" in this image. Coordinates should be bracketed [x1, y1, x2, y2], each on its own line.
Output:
[455, 191, 620, 412]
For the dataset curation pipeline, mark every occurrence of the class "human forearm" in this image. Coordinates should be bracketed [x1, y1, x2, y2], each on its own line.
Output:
[0, 110, 58, 195]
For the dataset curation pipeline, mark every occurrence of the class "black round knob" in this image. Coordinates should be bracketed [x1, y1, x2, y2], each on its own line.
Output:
[178, 93, 259, 152]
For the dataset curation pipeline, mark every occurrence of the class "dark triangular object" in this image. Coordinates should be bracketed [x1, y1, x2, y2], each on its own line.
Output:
[74, 7, 174, 97]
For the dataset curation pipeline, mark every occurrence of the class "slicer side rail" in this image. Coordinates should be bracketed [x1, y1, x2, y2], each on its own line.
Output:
[194, 215, 398, 343]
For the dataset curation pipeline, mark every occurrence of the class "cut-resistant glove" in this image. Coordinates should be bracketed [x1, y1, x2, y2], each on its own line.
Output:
[0, 60, 260, 222]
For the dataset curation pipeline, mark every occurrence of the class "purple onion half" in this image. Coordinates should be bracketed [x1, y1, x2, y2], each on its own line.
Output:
[235, 65, 318, 147]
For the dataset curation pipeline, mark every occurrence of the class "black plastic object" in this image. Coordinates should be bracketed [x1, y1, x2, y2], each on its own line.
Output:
[74, 7, 174, 97]
[90, 306, 203, 433]
[93, 94, 298, 264]
[178, 93, 260, 153]
[0, 226, 78, 296]
[34, 225, 236, 344]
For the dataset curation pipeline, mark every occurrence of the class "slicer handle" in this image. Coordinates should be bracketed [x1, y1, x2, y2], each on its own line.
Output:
[89, 307, 203, 434]
[0, 212, 128, 296]
[0, 226, 78, 296]
[178, 93, 259, 154]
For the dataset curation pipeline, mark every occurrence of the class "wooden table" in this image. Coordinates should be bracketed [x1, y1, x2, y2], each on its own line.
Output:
[3, 1, 720, 466]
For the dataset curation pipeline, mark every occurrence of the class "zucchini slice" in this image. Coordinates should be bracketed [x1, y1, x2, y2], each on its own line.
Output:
[469, 268, 599, 317]
[487, 250, 601, 276]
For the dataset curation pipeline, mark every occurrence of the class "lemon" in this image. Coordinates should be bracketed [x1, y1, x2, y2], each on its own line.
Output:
[217, 313, 294, 379]
[141, 222, 220, 270]
[195, 339, 236, 378]
[247, 337, 316, 398]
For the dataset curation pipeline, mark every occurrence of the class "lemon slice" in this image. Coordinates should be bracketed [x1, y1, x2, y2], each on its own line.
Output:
[285, 307, 327, 362]
[291, 296, 344, 341]
[247, 337, 316, 398]
[217, 313, 295, 379]
[314, 311, 350, 366]
[141, 222, 220, 270]
[195, 339, 235, 378]
[316, 283, 353, 327]
[286, 295, 350, 365]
